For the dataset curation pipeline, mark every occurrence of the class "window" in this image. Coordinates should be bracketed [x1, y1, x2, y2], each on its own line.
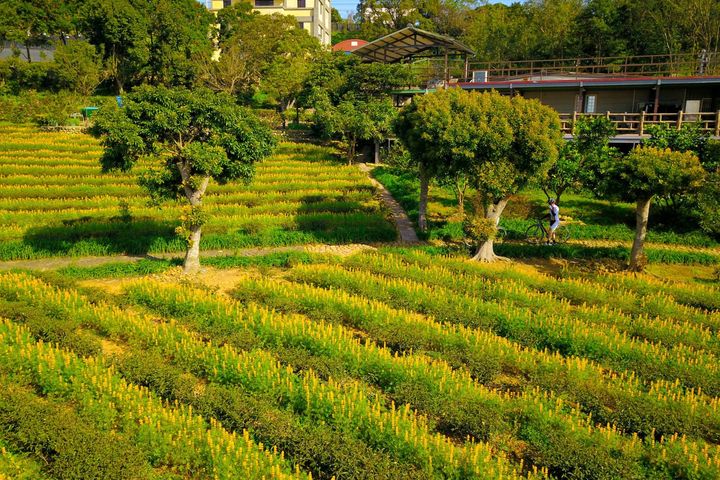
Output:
[223, 0, 232, 6]
[298, 21, 305, 29]
[254, 0, 273, 6]
[584, 95, 597, 113]
[298, 0, 306, 7]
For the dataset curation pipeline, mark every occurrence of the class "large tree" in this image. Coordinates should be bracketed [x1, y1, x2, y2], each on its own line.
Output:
[0, 0, 59, 62]
[78, 0, 147, 93]
[606, 146, 706, 271]
[78, 0, 213, 93]
[396, 89, 562, 256]
[143, 0, 214, 87]
[91, 86, 275, 273]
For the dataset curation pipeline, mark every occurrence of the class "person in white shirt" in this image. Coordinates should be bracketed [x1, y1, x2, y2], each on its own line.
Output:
[547, 199, 560, 244]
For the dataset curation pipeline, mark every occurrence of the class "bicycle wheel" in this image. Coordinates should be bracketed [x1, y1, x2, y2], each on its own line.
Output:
[524, 224, 545, 244]
[554, 225, 571, 244]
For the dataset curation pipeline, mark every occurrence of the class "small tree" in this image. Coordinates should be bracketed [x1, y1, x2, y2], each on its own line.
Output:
[315, 97, 396, 165]
[196, 42, 257, 97]
[542, 116, 616, 204]
[262, 28, 322, 128]
[610, 146, 706, 271]
[91, 86, 275, 273]
[394, 88, 478, 232]
[52, 40, 103, 96]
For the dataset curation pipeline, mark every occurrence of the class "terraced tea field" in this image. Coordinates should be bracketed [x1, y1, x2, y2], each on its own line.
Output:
[0, 125, 396, 260]
[0, 248, 719, 479]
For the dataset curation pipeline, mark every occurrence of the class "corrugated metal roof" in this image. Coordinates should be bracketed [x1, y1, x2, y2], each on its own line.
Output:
[352, 26, 475, 64]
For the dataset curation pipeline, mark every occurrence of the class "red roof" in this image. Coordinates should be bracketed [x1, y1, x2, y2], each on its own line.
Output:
[332, 39, 368, 53]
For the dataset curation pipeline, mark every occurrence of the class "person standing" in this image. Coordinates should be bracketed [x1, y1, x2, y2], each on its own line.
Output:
[547, 198, 560, 244]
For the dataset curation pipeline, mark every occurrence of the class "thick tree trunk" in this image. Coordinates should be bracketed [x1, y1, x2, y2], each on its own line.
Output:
[630, 197, 652, 272]
[183, 225, 202, 274]
[374, 139, 380, 164]
[471, 198, 509, 262]
[177, 166, 210, 275]
[418, 166, 430, 232]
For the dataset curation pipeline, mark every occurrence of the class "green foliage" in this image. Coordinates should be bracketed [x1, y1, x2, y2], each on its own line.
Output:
[314, 97, 396, 163]
[92, 85, 274, 193]
[32, 91, 87, 127]
[463, 215, 497, 242]
[52, 40, 103, 96]
[0, 57, 54, 93]
[698, 171, 720, 237]
[205, 8, 321, 110]
[91, 85, 274, 270]
[302, 53, 414, 112]
[260, 25, 322, 125]
[609, 147, 706, 202]
[78, 0, 213, 92]
[645, 122, 708, 155]
[397, 89, 562, 203]
[542, 116, 617, 202]
[343, 63, 417, 100]
[0, 383, 152, 480]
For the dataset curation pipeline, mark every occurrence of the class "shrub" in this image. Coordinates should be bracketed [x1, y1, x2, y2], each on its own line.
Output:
[0, 383, 151, 480]
[698, 171, 720, 238]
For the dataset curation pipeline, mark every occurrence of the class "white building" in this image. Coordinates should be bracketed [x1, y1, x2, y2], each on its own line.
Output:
[204, 0, 332, 46]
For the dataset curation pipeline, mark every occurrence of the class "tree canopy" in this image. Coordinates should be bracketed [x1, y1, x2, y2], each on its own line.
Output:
[90, 86, 275, 273]
[602, 146, 706, 270]
[350, 0, 720, 61]
[395, 89, 562, 254]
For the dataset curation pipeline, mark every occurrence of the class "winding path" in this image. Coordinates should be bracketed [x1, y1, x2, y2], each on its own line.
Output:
[358, 163, 420, 244]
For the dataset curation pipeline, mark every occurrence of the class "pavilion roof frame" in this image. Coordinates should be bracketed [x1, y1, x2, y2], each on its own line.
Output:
[351, 26, 475, 64]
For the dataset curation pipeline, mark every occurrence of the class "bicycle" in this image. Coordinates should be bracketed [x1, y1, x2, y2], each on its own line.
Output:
[524, 218, 570, 244]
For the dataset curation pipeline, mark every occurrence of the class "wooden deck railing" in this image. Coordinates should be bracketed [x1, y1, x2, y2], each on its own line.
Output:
[559, 111, 720, 137]
[468, 52, 720, 80]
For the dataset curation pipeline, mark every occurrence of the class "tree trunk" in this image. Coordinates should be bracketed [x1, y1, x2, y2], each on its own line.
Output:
[347, 135, 356, 166]
[454, 178, 467, 218]
[25, 43, 31, 63]
[629, 197, 652, 272]
[418, 166, 430, 232]
[183, 224, 202, 274]
[471, 198, 509, 262]
[177, 166, 210, 275]
[374, 139, 380, 164]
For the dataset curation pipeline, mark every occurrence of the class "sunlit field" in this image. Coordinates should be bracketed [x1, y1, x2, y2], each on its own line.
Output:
[0, 125, 396, 260]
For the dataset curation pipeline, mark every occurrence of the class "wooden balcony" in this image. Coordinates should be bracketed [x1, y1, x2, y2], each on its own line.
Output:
[559, 111, 720, 139]
[469, 52, 719, 80]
